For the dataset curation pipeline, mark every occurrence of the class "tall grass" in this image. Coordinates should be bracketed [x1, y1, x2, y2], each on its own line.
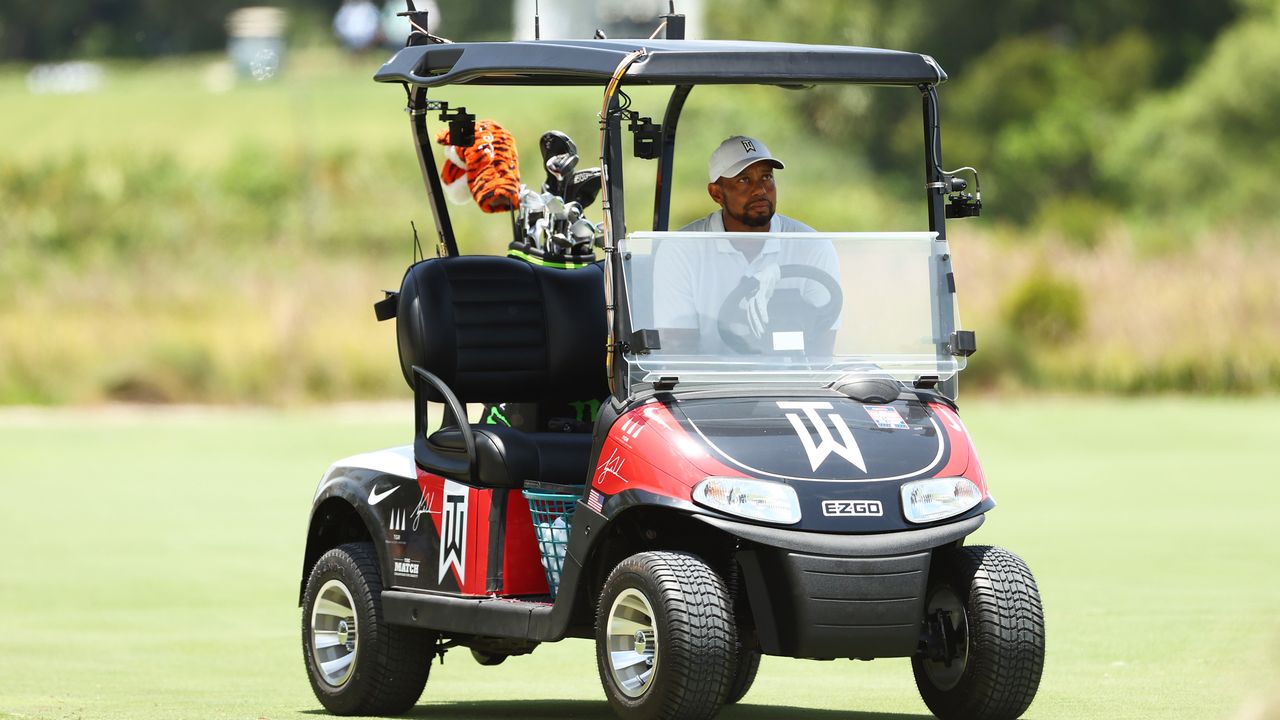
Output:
[955, 229, 1280, 394]
[1, 50, 1277, 403]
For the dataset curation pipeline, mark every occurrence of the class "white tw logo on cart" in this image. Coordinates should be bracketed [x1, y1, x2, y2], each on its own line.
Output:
[438, 480, 468, 585]
[777, 401, 867, 472]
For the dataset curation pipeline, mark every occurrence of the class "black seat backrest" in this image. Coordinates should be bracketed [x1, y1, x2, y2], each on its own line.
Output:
[395, 256, 608, 404]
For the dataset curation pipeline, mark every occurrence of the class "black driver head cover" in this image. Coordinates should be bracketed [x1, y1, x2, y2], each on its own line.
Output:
[539, 131, 577, 161]
[570, 169, 604, 210]
[566, 167, 603, 209]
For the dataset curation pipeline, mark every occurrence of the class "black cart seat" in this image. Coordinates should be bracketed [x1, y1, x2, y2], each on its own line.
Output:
[396, 256, 607, 488]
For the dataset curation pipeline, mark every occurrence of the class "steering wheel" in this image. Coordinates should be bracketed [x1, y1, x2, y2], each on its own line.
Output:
[716, 264, 843, 354]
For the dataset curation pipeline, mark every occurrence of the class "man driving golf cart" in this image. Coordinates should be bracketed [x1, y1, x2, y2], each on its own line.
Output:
[300, 29, 1041, 720]
[655, 135, 840, 355]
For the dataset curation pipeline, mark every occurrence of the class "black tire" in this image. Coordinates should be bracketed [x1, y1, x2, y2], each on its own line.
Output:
[595, 551, 737, 720]
[302, 542, 434, 716]
[725, 648, 761, 704]
[912, 545, 1045, 720]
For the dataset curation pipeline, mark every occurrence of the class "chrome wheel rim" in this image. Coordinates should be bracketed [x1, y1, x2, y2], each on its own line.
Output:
[922, 586, 968, 691]
[311, 579, 359, 687]
[606, 588, 659, 698]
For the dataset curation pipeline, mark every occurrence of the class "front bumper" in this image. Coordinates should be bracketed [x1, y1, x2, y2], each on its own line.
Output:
[701, 514, 982, 660]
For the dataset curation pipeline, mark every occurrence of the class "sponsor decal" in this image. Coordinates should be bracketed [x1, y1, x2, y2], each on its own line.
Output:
[595, 447, 628, 485]
[822, 499, 884, 517]
[569, 399, 602, 423]
[865, 405, 909, 430]
[411, 491, 434, 533]
[389, 507, 407, 532]
[393, 556, 421, 578]
[777, 401, 867, 472]
[368, 484, 398, 506]
[438, 480, 468, 584]
[619, 416, 646, 443]
[586, 488, 605, 513]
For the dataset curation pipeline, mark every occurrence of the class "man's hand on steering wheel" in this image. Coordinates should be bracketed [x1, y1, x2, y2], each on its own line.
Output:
[717, 264, 843, 354]
[744, 264, 780, 338]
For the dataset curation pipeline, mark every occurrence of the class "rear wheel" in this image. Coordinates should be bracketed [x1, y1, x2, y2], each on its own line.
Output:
[595, 551, 736, 720]
[302, 542, 434, 716]
[912, 545, 1045, 720]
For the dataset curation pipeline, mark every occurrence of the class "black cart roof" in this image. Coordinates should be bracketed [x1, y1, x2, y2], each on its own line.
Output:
[374, 38, 946, 88]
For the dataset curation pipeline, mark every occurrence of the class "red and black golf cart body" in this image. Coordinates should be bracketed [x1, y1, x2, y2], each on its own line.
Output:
[300, 19, 1043, 720]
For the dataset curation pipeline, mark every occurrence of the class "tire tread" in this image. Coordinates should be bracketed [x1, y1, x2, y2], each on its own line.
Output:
[597, 551, 737, 720]
[302, 542, 433, 716]
[914, 545, 1045, 720]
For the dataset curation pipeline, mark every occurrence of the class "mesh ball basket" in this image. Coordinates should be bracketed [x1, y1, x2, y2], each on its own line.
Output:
[521, 481, 581, 597]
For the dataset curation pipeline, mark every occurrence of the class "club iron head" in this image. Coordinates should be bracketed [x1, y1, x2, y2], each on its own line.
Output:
[570, 218, 596, 244]
[539, 131, 577, 197]
[544, 196, 568, 221]
[544, 153, 579, 197]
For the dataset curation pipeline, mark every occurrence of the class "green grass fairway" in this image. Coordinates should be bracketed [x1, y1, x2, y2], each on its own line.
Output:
[2, 398, 1277, 719]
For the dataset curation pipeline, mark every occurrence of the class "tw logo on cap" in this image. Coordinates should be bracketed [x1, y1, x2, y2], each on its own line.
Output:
[740, 138, 756, 152]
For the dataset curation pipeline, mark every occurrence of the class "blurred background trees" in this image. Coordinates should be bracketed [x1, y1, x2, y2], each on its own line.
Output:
[0, 1, 516, 61]
[7, 0, 1271, 230]
[711, 0, 1264, 230]
[2, 0, 1278, 402]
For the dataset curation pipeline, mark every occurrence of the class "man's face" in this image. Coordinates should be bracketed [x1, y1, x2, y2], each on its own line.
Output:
[709, 161, 778, 229]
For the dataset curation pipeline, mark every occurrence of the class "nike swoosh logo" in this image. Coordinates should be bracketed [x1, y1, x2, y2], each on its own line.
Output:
[368, 485, 399, 506]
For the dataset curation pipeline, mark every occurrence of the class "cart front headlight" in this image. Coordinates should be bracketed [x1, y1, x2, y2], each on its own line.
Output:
[900, 476, 983, 524]
[693, 477, 801, 525]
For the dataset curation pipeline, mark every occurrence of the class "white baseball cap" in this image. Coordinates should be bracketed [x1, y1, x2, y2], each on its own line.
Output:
[708, 135, 785, 182]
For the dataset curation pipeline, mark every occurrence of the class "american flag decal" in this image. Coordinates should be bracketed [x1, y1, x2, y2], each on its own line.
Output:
[587, 489, 604, 513]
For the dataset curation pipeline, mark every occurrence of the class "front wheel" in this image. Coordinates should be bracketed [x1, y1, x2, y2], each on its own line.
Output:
[595, 552, 737, 720]
[302, 542, 434, 716]
[725, 647, 761, 704]
[912, 545, 1045, 720]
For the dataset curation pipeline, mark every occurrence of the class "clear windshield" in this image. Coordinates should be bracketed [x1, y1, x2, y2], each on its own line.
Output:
[620, 231, 964, 386]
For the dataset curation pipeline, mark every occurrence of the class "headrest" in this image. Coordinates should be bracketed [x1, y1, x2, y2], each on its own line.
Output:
[396, 256, 608, 404]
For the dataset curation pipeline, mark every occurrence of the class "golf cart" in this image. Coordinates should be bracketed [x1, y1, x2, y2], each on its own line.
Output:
[299, 12, 1044, 720]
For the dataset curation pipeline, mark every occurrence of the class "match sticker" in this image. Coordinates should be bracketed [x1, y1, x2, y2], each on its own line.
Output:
[865, 405, 909, 430]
